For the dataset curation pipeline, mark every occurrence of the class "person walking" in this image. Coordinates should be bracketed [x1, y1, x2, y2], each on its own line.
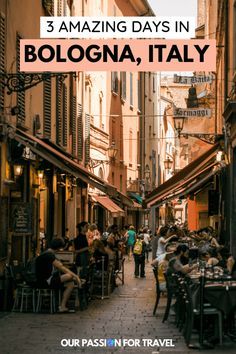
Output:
[133, 234, 146, 278]
[143, 227, 151, 262]
[127, 225, 136, 261]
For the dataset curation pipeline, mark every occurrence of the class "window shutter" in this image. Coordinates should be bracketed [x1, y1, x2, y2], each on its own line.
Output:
[120, 72, 126, 100]
[56, 76, 62, 145]
[72, 96, 76, 155]
[63, 0, 67, 16]
[57, 0, 62, 16]
[43, 77, 51, 138]
[0, 13, 5, 112]
[42, 0, 54, 15]
[85, 113, 90, 165]
[130, 73, 133, 106]
[16, 33, 25, 124]
[62, 83, 68, 147]
[77, 103, 83, 161]
[111, 72, 118, 93]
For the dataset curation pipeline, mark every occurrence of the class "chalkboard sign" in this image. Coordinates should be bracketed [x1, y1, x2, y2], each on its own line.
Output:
[11, 203, 33, 235]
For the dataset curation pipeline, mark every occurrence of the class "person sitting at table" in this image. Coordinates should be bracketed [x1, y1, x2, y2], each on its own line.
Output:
[206, 248, 219, 267]
[35, 237, 82, 313]
[74, 222, 90, 279]
[217, 247, 236, 276]
[167, 244, 198, 275]
[92, 239, 109, 271]
[156, 225, 177, 261]
[87, 223, 101, 246]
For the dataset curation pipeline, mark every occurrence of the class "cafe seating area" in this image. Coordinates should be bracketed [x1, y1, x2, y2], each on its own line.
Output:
[10, 248, 125, 313]
[152, 226, 236, 348]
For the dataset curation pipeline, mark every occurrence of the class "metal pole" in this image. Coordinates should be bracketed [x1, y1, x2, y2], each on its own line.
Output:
[101, 256, 104, 300]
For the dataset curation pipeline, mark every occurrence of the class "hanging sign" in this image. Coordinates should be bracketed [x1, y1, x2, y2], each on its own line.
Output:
[173, 74, 213, 85]
[174, 108, 212, 118]
[22, 146, 36, 160]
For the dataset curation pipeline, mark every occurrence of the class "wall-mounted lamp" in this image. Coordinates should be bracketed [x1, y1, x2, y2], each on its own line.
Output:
[107, 141, 118, 161]
[164, 157, 173, 170]
[173, 116, 185, 138]
[13, 164, 23, 177]
[216, 151, 223, 162]
[38, 170, 44, 179]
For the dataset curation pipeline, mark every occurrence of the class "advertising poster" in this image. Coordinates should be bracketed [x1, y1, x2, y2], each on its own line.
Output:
[0, 0, 236, 353]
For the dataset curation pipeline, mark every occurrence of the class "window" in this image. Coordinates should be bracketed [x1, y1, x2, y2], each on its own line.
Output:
[85, 113, 90, 165]
[77, 103, 83, 161]
[120, 175, 123, 192]
[16, 33, 25, 125]
[43, 77, 51, 138]
[112, 172, 115, 185]
[153, 74, 156, 93]
[99, 92, 103, 129]
[137, 77, 141, 111]
[62, 83, 68, 147]
[120, 72, 126, 101]
[88, 87, 91, 114]
[129, 129, 133, 163]
[130, 73, 133, 107]
[56, 76, 62, 145]
[111, 72, 118, 94]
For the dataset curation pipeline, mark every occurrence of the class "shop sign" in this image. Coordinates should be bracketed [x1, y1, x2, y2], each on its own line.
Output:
[173, 74, 213, 85]
[22, 146, 36, 160]
[11, 202, 33, 235]
[174, 108, 211, 118]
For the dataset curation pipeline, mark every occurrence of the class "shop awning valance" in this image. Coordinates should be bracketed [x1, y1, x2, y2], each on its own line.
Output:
[14, 129, 117, 196]
[92, 195, 125, 217]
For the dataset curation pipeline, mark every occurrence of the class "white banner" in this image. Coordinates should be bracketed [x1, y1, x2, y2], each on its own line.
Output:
[174, 108, 212, 118]
[173, 74, 213, 84]
[40, 16, 195, 39]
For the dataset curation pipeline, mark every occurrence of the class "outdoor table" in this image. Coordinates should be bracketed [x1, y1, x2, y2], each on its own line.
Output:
[188, 275, 236, 347]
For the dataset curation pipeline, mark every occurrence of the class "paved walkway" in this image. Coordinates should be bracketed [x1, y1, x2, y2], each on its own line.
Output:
[0, 258, 236, 354]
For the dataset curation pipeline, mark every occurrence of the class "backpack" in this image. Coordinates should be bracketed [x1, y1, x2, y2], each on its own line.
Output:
[133, 240, 143, 255]
[23, 257, 38, 285]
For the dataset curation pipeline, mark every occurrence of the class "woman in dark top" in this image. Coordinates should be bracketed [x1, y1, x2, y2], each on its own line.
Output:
[74, 222, 90, 278]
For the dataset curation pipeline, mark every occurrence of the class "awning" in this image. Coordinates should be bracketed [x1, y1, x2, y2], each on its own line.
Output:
[144, 142, 224, 208]
[128, 192, 143, 204]
[132, 201, 142, 209]
[14, 129, 117, 196]
[92, 195, 125, 217]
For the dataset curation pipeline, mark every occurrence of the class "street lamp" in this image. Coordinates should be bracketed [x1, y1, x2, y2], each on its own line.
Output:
[107, 141, 118, 161]
[164, 156, 173, 170]
[173, 116, 185, 138]
[89, 141, 118, 168]
[13, 164, 23, 177]
[173, 115, 222, 144]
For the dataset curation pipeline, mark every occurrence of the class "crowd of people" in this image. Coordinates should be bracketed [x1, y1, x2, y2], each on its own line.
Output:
[150, 225, 236, 291]
[34, 221, 236, 313]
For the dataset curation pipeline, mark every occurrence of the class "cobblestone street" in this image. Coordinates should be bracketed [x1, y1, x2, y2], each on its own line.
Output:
[0, 259, 236, 354]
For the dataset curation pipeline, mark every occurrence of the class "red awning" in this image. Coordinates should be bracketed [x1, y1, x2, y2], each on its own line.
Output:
[92, 195, 125, 217]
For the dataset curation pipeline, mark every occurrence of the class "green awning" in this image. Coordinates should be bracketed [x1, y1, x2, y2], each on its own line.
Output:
[128, 192, 143, 204]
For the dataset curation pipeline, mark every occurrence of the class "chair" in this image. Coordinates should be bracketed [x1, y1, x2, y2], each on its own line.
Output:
[152, 266, 161, 315]
[36, 288, 56, 314]
[92, 257, 113, 299]
[12, 283, 36, 312]
[9, 264, 36, 313]
[180, 279, 223, 346]
[162, 272, 179, 323]
[115, 256, 125, 285]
